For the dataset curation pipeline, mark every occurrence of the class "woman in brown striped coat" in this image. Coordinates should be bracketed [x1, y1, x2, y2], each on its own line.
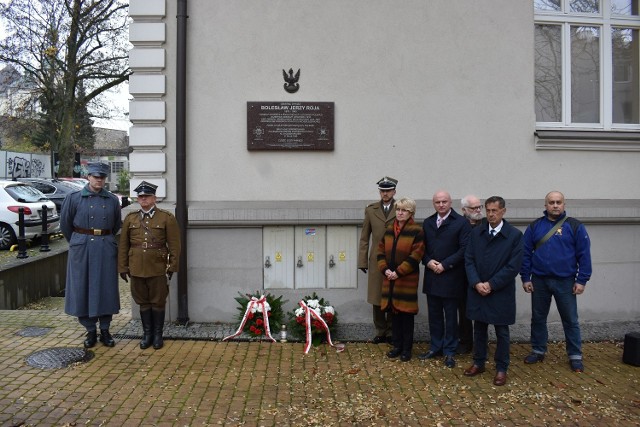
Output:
[377, 197, 425, 362]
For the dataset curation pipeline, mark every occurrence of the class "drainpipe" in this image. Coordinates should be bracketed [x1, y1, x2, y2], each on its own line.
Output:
[176, 0, 189, 325]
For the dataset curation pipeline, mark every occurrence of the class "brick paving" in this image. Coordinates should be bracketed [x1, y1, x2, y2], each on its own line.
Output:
[1, 286, 640, 426]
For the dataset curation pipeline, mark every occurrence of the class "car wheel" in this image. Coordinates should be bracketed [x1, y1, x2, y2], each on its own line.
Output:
[0, 223, 17, 250]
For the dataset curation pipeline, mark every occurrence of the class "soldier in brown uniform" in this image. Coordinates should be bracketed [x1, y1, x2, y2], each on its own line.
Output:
[118, 181, 181, 350]
[358, 176, 397, 343]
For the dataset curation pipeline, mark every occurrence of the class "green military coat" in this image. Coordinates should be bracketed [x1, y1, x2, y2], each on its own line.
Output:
[118, 207, 181, 278]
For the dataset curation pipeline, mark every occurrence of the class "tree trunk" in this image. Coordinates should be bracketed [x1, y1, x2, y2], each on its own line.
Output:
[57, 107, 76, 177]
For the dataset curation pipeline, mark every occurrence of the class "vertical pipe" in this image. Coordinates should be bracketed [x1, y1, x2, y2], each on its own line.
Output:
[176, 0, 189, 325]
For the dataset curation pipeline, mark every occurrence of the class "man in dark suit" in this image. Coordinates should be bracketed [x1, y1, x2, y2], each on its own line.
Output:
[418, 191, 471, 368]
[358, 176, 397, 343]
[463, 196, 523, 386]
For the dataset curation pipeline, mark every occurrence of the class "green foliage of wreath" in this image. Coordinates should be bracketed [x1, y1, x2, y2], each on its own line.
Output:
[288, 292, 338, 346]
[234, 291, 287, 338]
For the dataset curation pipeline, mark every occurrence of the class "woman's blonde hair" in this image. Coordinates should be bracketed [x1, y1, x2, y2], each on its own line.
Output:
[395, 197, 416, 214]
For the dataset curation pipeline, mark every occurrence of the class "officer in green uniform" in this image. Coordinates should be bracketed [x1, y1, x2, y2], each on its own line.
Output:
[118, 181, 181, 350]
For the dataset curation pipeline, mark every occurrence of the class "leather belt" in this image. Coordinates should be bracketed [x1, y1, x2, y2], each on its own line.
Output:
[74, 227, 111, 236]
[131, 242, 165, 249]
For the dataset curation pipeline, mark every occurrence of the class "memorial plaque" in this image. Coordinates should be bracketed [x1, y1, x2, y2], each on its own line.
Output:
[247, 101, 334, 151]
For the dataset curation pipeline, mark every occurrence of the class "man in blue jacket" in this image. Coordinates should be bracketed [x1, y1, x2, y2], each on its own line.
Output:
[463, 196, 523, 386]
[520, 191, 592, 373]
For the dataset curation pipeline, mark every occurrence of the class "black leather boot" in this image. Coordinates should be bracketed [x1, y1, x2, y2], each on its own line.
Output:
[152, 309, 165, 350]
[84, 330, 97, 348]
[99, 329, 116, 347]
[140, 309, 153, 349]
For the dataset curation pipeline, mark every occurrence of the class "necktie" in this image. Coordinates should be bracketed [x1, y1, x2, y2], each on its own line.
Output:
[490, 229, 496, 237]
[384, 206, 389, 214]
[437, 217, 443, 228]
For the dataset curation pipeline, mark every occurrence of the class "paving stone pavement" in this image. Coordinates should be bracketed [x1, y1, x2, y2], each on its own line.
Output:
[1, 285, 640, 426]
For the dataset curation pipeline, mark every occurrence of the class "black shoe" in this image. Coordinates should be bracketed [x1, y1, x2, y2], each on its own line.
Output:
[372, 336, 387, 344]
[387, 348, 402, 358]
[444, 355, 456, 368]
[400, 353, 412, 362]
[570, 359, 584, 373]
[99, 329, 115, 347]
[84, 330, 97, 348]
[524, 352, 545, 364]
[417, 350, 442, 361]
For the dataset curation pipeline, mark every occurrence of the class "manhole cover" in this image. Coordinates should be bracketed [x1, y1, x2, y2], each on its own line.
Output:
[15, 327, 52, 337]
[25, 347, 94, 369]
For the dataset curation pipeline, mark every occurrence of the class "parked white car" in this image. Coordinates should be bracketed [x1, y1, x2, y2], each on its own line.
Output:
[0, 180, 60, 250]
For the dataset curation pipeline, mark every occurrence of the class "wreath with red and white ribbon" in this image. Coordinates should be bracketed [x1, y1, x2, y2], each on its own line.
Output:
[297, 299, 344, 354]
[223, 295, 276, 342]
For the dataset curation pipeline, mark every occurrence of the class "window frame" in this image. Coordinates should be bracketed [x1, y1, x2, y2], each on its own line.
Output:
[535, 0, 640, 132]
[110, 161, 125, 174]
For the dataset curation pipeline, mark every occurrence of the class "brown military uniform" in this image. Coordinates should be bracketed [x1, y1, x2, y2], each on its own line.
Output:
[358, 200, 396, 339]
[118, 207, 181, 309]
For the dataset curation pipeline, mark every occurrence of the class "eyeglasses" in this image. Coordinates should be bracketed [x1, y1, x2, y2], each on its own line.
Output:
[464, 205, 483, 211]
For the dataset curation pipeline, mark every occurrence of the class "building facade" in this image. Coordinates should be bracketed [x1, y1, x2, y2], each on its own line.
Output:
[127, 1, 640, 328]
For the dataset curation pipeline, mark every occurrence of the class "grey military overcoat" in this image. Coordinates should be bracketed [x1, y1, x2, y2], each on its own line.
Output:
[60, 187, 122, 318]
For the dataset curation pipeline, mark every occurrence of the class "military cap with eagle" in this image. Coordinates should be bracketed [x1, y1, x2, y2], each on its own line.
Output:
[134, 181, 158, 196]
[377, 176, 398, 190]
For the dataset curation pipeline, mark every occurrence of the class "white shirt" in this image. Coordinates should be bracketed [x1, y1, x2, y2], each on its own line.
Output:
[489, 221, 504, 235]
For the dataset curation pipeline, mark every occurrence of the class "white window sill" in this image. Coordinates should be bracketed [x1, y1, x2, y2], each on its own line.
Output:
[535, 130, 640, 151]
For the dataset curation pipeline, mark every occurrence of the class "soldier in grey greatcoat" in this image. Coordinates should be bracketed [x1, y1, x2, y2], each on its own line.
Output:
[60, 162, 122, 348]
[358, 176, 397, 343]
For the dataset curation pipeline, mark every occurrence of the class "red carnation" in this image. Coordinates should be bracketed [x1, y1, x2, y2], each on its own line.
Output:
[256, 318, 263, 326]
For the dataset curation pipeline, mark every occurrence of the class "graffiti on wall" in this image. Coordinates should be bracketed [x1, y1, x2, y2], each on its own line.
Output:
[6, 156, 46, 178]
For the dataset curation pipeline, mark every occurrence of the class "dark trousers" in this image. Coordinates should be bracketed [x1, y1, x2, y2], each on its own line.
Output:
[373, 304, 393, 337]
[131, 275, 169, 311]
[78, 315, 113, 331]
[391, 311, 415, 355]
[473, 321, 511, 372]
[426, 294, 459, 356]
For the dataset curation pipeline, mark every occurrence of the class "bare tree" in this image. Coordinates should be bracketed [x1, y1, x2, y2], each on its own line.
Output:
[0, 0, 131, 175]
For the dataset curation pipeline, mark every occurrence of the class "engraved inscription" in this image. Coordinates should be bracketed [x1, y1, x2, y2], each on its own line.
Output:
[247, 102, 334, 151]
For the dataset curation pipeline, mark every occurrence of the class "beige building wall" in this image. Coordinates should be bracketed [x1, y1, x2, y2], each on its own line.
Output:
[129, 1, 640, 329]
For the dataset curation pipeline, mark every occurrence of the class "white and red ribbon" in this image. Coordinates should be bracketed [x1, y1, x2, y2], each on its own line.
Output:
[223, 295, 275, 342]
[299, 300, 345, 354]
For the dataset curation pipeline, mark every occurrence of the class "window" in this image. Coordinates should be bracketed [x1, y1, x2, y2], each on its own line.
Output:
[110, 161, 125, 174]
[535, 0, 640, 130]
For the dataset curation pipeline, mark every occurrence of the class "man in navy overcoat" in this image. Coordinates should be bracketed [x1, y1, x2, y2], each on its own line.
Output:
[463, 196, 523, 386]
